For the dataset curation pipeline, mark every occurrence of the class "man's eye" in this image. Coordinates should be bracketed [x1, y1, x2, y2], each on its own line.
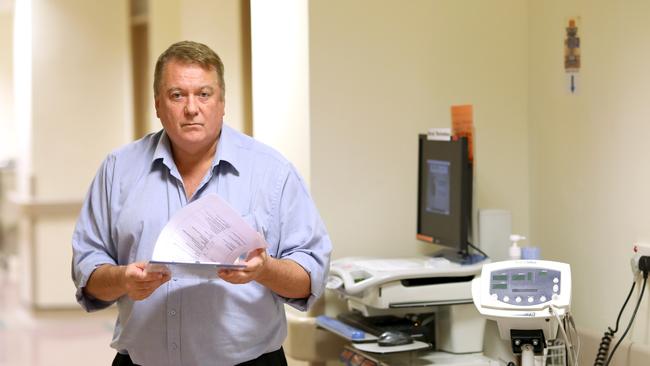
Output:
[171, 92, 182, 100]
[200, 91, 211, 98]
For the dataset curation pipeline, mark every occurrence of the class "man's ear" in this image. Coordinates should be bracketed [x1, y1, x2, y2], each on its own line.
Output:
[154, 97, 160, 118]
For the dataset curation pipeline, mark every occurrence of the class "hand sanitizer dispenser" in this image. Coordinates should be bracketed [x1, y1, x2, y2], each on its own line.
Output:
[509, 234, 525, 260]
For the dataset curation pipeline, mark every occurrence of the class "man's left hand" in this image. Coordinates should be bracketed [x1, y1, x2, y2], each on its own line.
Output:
[218, 248, 268, 284]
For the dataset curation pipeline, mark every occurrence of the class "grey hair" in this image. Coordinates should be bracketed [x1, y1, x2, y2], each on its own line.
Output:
[153, 40, 225, 100]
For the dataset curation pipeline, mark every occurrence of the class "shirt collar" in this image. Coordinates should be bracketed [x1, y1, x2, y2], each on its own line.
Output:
[152, 131, 176, 172]
[213, 124, 240, 174]
[152, 126, 241, 174]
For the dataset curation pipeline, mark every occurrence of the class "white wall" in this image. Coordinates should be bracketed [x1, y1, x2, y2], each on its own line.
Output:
[30, 0, 132, 199]
[250, 0, 311, 184]
[14, 0, 131, 307]
[0, 10, 15, 163]
[12, 0, 30, 197]
[309, 0, 530, 260]
[529, 0, 650, 344]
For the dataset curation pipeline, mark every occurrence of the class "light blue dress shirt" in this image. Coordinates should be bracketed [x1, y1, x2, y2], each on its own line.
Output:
[71, 125, 331, 366]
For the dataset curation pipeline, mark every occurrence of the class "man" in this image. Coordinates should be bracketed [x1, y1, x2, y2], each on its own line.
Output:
[71, 41, 331, 366]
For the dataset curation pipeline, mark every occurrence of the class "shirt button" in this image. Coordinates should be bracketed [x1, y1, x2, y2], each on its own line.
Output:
[172, 343, 178, 350]
[170, 309, 177, 316]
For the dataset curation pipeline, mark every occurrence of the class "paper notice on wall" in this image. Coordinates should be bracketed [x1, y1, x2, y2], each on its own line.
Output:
[564, 17, 581, 95]
[151, 193, 265, 266]
[564, 17, 581, 73]
[451, 104, 474, 163]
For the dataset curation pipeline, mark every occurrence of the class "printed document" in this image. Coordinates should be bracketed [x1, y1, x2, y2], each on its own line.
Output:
[151, 193, 264, 267]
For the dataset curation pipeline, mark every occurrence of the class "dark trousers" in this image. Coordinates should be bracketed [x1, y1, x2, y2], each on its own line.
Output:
[112, 347, 288, 366]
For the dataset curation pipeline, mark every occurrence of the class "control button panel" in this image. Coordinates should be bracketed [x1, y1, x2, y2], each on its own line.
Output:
[488, 267, 561, 306]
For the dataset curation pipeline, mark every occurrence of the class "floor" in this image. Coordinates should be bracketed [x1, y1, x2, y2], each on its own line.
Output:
[0, 265, 117, 366]
[0, 259, 309, 366]
[0, 262, 116, 366]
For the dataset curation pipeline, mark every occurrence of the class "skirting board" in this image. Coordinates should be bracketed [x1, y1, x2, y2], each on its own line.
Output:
[578, 326, 650, 366]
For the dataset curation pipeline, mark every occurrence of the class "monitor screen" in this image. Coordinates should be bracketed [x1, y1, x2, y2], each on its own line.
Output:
[416, 135, 472, 257]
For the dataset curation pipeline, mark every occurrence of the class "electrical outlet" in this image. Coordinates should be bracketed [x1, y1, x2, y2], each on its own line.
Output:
[631, 242, 650, 275]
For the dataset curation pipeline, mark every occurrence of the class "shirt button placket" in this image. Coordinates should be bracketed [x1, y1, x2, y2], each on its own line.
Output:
[167, 280, 182, 365]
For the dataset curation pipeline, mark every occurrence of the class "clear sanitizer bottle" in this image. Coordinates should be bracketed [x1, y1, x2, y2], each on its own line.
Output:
[509, 234, 525, 260]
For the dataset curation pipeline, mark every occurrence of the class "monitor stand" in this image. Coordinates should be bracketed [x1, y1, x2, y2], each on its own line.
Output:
[431, 248, 486, 265]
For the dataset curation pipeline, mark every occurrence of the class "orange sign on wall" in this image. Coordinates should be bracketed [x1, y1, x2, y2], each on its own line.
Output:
[451, 104, 474, 163]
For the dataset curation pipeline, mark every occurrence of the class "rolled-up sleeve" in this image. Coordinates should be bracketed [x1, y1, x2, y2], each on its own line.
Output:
[274, 166, 331, 311]
[71, 155, 118, 312]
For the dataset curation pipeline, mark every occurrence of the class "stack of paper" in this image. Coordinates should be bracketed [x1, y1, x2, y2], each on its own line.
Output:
[147, 193, 265, 278]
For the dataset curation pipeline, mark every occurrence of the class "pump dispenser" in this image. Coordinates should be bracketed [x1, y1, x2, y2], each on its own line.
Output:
[509, 234, 525, 260]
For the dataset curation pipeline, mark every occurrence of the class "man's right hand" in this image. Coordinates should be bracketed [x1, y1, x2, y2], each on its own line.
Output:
[84, 262, 170, 302]
[124, 262, 171, 301]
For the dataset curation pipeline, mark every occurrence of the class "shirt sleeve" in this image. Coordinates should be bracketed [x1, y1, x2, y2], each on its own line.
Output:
[71, 154, 119, 312]
[272, 165, 332, 311]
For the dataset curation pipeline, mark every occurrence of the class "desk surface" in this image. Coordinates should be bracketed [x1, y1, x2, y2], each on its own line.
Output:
[341, 346, 500, 366]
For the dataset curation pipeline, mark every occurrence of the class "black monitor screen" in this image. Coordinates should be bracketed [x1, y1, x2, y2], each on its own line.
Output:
[417, 135, 472, 255]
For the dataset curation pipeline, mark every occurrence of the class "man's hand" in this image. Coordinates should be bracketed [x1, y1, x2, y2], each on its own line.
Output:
[124, 262, 171, 301]
[84, 262, 171, 302]
[218, 248, 311, 299]
[218, 248, 268, 284]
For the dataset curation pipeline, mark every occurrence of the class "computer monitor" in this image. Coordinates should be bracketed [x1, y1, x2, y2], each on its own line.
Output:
[416, 135, 472, 261]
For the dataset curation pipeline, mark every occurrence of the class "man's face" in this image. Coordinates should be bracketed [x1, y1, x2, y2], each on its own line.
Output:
[155, 59, 225, 155]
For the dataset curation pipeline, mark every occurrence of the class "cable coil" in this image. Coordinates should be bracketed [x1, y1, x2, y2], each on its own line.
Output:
[593, 326, 615, 366]
[593, 277, 644, 366]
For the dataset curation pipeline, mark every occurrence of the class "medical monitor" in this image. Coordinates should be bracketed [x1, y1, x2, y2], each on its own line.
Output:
[416, 135, 472, 260]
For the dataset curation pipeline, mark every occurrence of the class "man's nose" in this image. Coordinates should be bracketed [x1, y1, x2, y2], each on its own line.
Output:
[184, 96, 198, 115]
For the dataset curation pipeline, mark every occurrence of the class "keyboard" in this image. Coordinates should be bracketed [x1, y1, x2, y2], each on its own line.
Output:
[315, 315, 377, 342]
